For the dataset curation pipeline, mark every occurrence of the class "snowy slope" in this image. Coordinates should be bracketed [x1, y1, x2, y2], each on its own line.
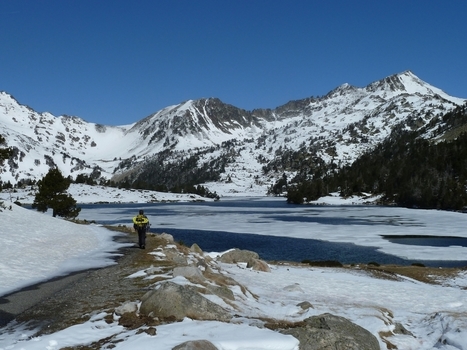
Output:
[1, 71, 465, 196]
[0, 183, 215, 204]
[0, 203, 122, 297]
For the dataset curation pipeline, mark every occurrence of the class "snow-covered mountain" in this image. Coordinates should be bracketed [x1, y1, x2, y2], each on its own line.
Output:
[1, 71, 465, 195]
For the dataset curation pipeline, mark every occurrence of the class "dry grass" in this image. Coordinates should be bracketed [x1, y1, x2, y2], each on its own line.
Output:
[273, 260, 466, 286]
[355, 263, 466, 286]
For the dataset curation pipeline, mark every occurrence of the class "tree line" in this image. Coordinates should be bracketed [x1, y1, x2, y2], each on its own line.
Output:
[284, 103, 467, 210]
[1, 135, 80, 218]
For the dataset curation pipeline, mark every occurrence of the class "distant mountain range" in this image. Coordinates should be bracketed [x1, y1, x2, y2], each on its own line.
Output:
[1, 70, 465, 196]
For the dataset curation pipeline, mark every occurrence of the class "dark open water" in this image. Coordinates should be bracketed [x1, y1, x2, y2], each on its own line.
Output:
[78, 200, 467, 268]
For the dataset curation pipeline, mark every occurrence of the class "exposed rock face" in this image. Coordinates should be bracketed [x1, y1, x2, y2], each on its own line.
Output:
[139, 281, 231, 322]
[218, 248, 259, 264]
[280, 313, 380, 350]
[172, 339, 218, 350]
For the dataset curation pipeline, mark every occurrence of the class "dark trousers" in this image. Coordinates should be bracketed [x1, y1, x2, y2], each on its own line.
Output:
[137, 229, 146, 248]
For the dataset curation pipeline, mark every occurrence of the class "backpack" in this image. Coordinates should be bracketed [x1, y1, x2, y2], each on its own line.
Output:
[133, 214, 149, 230]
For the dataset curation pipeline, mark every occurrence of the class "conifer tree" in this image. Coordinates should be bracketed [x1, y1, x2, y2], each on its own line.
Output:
[33, 168, 81, 218]
[0, 135, 12, 191]
[0, 135, 12, 165]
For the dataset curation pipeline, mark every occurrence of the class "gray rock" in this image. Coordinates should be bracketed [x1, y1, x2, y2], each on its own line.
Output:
[394, 322, 413, 336]
[143, 327, 157, 336]
[190, 243, 203, 255]
[297, 301, 314, 310]
[140, 281, 231, 322]
[114, 301, 138, 316]
[173, 266, 205, 282]
[280, 313, 380, 350]
[246, 258, 271, 272]
[159, 233, 174, 242]
[206, 284, 235, 301]
[165, 249, 188, 265]
[219, 249, 259, 264]
[172, 339, 218, 350]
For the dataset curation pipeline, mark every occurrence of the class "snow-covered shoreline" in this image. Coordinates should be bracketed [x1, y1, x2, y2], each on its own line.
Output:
[1, 185, 467, 349]
[1, 211, 466, 349]
[0, 204, 125, 297]
[0, 183, 220, 205]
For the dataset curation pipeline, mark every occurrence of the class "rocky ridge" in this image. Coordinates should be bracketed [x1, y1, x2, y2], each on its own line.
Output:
[1, 71, 465, 196]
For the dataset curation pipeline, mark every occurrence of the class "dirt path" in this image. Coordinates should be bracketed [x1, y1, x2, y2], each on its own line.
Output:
[0, 229, 153, 333]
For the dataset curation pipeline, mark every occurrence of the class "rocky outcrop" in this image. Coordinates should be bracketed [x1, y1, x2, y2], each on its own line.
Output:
[139, 281, 232, 322]
[118, 237, 381, 349]
[279, 313, 380, 350]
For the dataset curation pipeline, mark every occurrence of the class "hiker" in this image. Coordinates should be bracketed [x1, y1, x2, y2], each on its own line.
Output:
[132, 209, 150, 249]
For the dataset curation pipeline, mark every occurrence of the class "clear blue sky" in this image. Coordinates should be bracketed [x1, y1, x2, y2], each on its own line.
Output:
[1, 0, 466, 125]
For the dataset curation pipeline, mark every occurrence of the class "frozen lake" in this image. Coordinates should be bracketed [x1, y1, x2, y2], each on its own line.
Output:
[78, 197, 467, 267]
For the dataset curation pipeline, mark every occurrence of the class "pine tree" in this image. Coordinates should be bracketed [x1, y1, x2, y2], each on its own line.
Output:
[32, 168, 81, 218]
[0, 135, 12, 164]
[0, 135, 13, 192]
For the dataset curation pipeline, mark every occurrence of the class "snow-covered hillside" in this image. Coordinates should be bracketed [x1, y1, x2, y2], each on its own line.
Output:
[1, 71, 465, 196]
[0, 183, 218, 205]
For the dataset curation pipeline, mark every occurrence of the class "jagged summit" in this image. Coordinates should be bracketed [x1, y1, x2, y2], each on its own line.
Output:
[324, 83, 359, 99]
[365, 71, 460, 104]
[1, 72, 465, 195]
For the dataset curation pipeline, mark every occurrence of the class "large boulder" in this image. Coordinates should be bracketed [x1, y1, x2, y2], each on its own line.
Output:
[139, 281, 231, 322]
[280, 313, 380, 350]
[218, 249, 259, 264]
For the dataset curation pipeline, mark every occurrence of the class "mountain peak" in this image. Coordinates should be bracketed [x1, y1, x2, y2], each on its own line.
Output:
[365, 70, 438, 97]
[0, 91, 21, 107]
[390, 70, 424, 86]
[325, 83, 358, 98]
[1, 72, 465, 191]
[395, 70, 417, 78]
